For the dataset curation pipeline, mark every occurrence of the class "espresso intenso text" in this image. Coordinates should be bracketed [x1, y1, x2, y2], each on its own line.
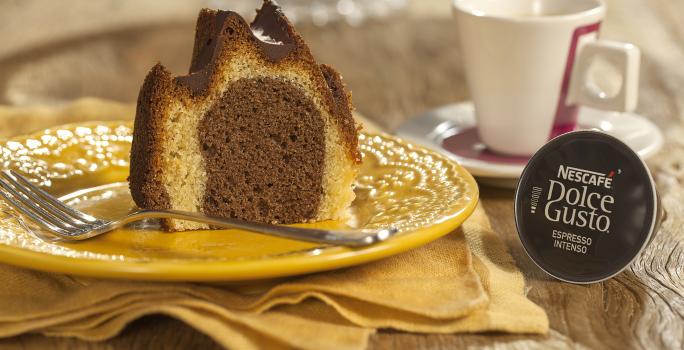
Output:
[543, 166, 615, 232]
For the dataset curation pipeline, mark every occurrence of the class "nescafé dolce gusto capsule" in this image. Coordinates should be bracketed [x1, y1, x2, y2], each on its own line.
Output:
[515, 131, 664, 283]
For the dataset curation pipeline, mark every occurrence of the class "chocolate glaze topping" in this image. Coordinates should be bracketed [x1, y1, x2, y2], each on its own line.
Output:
[250, 0, 296, 56]
[175, 1, 297, 94]
[188, 10, 231, 74]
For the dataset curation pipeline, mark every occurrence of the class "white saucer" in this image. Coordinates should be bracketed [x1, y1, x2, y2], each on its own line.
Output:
[395, 101, 664, 188]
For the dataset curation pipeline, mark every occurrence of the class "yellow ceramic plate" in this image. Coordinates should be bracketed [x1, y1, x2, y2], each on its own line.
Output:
[0, 122, 478, 281]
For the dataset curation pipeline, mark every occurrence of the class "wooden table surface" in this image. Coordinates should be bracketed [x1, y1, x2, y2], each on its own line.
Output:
[0, 0, 682, 348]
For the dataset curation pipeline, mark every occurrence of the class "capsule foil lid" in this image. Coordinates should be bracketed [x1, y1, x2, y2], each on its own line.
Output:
[514, 131, 658, 284]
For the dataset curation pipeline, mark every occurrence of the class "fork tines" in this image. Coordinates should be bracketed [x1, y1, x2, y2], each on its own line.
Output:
[0, 170, 101, 236]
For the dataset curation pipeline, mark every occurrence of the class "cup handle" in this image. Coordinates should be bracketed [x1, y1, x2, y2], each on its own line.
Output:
[567, 40, 641, 112]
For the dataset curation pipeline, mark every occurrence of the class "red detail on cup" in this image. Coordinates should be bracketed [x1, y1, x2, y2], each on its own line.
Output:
[549, 22, 602, 139]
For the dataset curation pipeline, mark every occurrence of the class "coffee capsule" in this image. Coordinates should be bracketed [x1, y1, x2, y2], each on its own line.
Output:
[514, 130, 664, 283]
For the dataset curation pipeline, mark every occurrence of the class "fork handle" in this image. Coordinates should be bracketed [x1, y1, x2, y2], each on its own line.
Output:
[120, 210, 395, 247]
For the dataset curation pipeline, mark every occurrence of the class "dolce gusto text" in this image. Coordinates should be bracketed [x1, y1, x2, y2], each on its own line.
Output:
[544, 166, 615, 232]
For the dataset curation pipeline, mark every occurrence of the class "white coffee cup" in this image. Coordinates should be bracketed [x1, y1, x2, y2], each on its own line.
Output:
[452, 0, 640, 156]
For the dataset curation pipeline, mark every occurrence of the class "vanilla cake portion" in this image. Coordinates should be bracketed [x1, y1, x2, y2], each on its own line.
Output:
[129, 0, 361, 231]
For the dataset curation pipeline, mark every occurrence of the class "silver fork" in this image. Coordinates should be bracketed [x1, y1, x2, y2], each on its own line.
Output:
[0, 170, 397, 246]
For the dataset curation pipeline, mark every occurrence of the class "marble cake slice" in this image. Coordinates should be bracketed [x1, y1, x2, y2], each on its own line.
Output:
[129, 0, 361, 231]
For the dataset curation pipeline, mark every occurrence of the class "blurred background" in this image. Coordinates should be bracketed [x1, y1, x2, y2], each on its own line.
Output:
[0, 0, 680, 134]
[0, 0, 460, 130]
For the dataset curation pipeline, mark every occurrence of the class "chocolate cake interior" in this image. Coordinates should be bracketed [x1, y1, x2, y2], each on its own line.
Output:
[199, 77, 325, 223]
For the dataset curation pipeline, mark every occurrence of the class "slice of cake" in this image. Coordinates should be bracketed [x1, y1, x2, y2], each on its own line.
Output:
[129, 0, 361, 231]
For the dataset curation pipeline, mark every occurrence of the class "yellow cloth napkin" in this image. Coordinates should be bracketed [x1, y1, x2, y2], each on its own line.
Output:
[0, 99, 548, 349]
[0, 204, 547, 349]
